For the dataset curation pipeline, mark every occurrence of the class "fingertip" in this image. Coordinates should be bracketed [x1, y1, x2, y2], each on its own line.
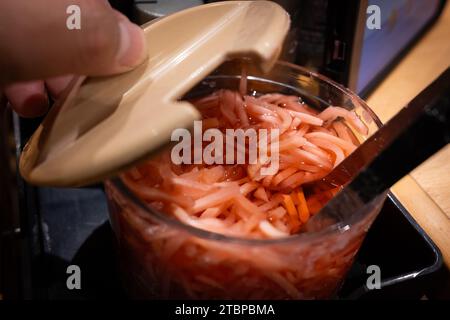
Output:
[17, 94, 49, 118]
[4, 81, 49, 118]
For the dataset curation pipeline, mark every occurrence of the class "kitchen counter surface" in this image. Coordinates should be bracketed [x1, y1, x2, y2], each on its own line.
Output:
[366, 2, 450, 267]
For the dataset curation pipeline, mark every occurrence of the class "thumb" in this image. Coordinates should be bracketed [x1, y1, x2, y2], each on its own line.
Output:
[0, 0, 147, 84]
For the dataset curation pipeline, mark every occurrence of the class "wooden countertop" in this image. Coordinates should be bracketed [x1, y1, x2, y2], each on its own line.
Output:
[366, 3, 450, 266]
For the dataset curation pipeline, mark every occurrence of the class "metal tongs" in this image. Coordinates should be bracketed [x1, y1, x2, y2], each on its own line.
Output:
[308, 68, 450, 230]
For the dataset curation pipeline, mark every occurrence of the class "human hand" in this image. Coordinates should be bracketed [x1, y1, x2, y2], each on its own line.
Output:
[0, 0, 147, 117]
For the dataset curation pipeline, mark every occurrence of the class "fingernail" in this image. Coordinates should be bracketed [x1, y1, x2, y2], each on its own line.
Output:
[116, 21, 147, 69]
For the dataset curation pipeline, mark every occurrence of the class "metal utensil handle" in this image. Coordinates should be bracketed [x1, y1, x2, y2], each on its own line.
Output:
[313, 68, 450, 225]
[350, 68, 450, 202]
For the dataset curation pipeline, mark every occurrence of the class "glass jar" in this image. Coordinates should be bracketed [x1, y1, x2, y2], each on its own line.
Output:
[104, 61, 384, 299]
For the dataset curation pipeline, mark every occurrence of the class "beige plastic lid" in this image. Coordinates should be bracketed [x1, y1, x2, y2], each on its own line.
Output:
[19, 1, 290, 187]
